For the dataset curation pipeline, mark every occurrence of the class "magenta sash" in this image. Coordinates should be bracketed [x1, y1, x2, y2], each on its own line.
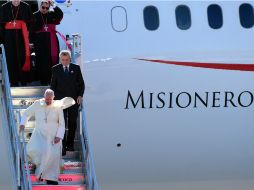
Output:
[36, 24, 71, 65]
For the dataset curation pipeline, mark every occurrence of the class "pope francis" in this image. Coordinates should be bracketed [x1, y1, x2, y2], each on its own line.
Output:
[20, 89, 75, 185]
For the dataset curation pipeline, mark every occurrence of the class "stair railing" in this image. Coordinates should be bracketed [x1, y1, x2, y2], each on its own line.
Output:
[67, 34, 98, 190]
[80, 106, 98, 190]
[17, 111, 33, 190]
[0, 44, 32, 190]
[0, 79, 18, 188]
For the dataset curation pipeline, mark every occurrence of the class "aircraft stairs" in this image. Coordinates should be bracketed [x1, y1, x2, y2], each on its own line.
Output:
[0, 43, 98, 190]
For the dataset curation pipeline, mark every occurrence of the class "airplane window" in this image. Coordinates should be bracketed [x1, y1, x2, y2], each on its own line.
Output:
[143, 6, 159, 31]
[207, 4, 223, 29]
[239, 3, 254, 28]
[111, 6, 128, 32]
[175, 5, 191, 30]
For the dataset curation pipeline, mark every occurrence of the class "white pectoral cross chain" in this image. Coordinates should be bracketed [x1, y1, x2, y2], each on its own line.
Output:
[44, 108, 50, 123]
[11, 4, 20, 28]
[40, 13, 48, 32]
[44, 25, 48, 31]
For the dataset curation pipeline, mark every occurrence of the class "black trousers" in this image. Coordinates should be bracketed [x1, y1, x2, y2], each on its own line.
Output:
[63, 103, 79, 149]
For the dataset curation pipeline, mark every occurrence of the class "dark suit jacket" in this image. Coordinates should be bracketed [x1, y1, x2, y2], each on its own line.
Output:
[50, 63, 85, 100]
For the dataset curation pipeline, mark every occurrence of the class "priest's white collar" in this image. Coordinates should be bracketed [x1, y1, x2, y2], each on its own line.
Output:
[39, 99, 54, 107]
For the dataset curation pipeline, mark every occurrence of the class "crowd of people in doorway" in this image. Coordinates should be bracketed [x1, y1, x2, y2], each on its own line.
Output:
[0, 0, 64, 86]
[1, 0, 85, 186]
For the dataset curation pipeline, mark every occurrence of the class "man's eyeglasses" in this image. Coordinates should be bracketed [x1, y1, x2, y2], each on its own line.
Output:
[41, 6, 49, 10]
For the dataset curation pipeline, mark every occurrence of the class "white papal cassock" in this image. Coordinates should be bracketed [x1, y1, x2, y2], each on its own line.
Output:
[20, 97, 75, 181]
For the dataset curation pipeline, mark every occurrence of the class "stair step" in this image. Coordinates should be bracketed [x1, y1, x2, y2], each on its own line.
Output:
[29, 168, 84, 175]
[11, 86, 48, 97]
[32, 185, 86, 190]
[23, 141, 82, 154]
[12, 97, 40, 108]
[27, 161, 84, 174]
[62, 161, 85, 173]
[31, 173, 85, 185]
[13, 105, 33, 109]
[24, 139, 80, 145]
[63, 151, 81, 160]
[60, 168, 84, 174]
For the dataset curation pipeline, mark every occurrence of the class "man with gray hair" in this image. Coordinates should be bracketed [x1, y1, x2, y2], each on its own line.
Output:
[51, 49, 85, 155]
[20, 89, 75, 185]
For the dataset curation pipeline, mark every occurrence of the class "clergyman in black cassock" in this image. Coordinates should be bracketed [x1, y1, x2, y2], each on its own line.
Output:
[30, 0, 63, 85]
[50, 50, 85, 154]
[0, 0, 33, 86]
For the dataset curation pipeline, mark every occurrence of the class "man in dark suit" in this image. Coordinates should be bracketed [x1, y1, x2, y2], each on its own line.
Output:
[50, 50, 85, 155]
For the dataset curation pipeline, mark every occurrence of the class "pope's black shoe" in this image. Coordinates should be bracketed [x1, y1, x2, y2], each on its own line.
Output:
[46, 180, 58, 185]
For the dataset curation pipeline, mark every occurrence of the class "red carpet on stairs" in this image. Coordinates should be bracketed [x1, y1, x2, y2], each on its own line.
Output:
[32, 185, 86, 190]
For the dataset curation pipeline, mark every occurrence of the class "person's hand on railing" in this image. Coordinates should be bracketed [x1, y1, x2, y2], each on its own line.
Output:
[19, 125, 25, 133]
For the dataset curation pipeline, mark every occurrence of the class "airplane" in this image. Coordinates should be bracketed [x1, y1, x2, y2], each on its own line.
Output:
[1, 0, 254, 190]
[56, 1, 254, 189]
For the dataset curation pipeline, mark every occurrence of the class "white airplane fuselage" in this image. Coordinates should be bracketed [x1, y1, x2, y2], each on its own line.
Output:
[58, 1, 254, 189]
